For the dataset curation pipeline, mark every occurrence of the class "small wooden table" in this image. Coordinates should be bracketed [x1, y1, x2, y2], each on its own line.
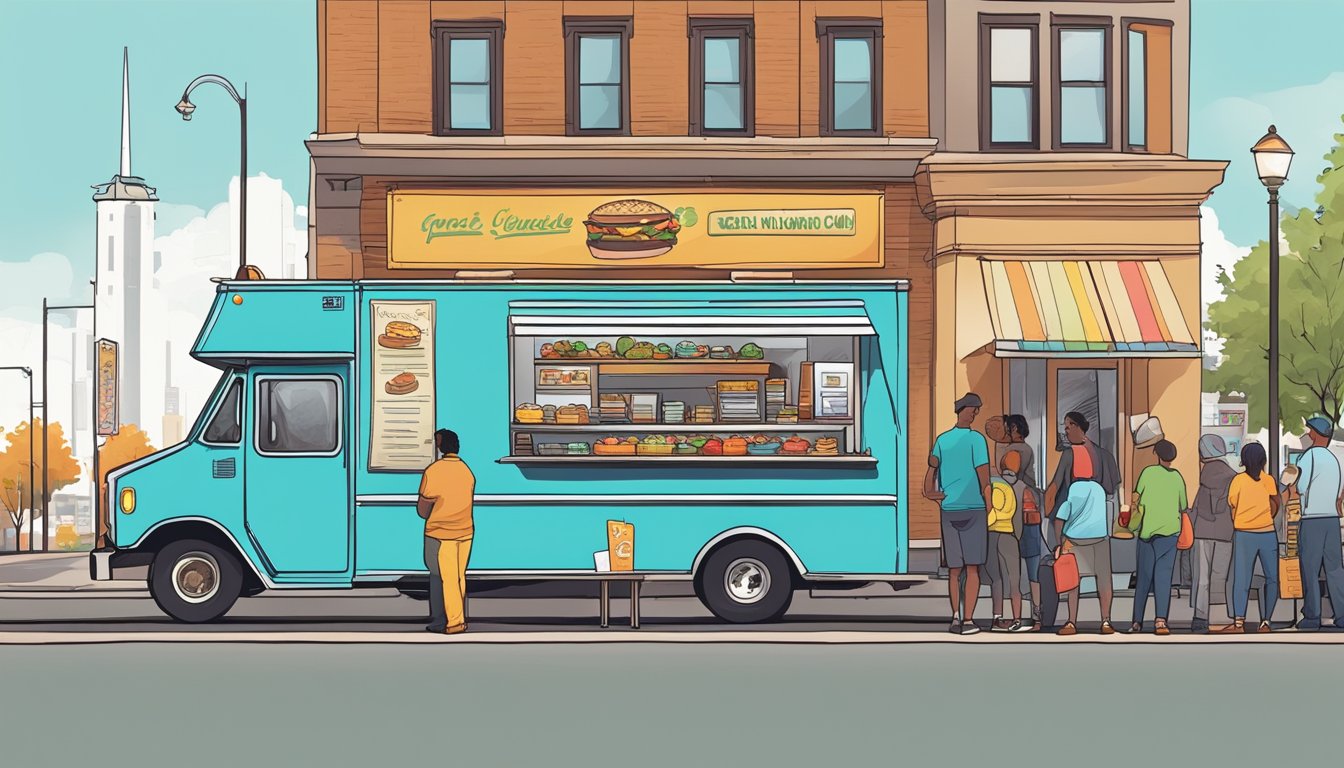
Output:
[597, 574, 645, 629]
[469, 572, 646, 629]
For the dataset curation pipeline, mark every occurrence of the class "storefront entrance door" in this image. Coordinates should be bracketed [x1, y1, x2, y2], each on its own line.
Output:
[1055, 369, 1132, 581]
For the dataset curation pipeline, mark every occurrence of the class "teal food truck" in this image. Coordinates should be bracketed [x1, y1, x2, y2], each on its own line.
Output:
[92, 279, 909, 623]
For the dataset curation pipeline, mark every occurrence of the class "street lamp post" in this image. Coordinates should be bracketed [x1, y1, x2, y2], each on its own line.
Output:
[176, 74, 248, 279]
[0, 367, 34, 552]
[1251, 125, 1295, 482]
[43, 298, 94, 552]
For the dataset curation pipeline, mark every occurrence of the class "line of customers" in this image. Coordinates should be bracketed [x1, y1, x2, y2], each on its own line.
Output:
[926, 393, 1344, 635]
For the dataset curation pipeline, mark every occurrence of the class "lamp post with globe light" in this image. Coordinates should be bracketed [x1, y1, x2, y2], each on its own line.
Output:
[1250, 125, 1294, 480]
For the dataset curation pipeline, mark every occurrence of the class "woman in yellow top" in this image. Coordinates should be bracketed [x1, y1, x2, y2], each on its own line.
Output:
[1217, 442, 1279, 633]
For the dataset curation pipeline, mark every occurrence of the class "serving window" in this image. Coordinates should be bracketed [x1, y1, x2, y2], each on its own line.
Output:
[502, 303, 876, 466]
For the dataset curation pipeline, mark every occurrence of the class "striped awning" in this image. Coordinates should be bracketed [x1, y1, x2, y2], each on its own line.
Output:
[980, 259, 1199, 357]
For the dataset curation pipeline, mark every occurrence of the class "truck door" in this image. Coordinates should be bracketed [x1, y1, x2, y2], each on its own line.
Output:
[244, 365, 351, 575]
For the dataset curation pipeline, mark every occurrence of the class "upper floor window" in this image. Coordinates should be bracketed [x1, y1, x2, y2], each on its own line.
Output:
[1123, 18, 1174, 154]
[1052, 17, 1111, 149]
[979, 15, 1039, 149]
[432, 20, 504, 136]
[817, 20, 882, 137]
[564, 18, 632, 136]
[689, 18, 754, 136]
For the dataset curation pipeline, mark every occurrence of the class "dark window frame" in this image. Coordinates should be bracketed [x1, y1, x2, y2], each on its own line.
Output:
[688, 17, 755, 137]
[816, 18, 883, 137]
[564, 16, 633, 137]
[1120, 16, 1174, 153]
[431, 19, 505, 137]
[1051, 14, 1114, 151]
[978, 13, 1041, 151]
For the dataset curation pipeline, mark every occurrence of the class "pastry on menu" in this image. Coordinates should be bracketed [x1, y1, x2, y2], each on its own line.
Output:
[378, 321, 422, 349]
[384, 371, 419, 395]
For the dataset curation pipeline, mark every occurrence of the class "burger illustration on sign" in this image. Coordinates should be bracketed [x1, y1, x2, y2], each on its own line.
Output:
[378, 320, 421, 349]
[583, 199, 689, 260]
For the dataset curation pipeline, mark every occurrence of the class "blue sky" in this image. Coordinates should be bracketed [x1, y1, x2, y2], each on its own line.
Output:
[0, 0, 314, 302]
[0, 0, 1341, 292]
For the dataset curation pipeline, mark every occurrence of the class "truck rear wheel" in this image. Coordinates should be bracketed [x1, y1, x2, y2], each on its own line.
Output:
[149, 539, 244, 623]
[698, 540, 794, 623]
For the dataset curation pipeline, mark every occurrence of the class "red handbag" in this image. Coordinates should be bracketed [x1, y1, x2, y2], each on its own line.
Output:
[1054, 552, 1080, 593]
[1177, 511, 1195, 551]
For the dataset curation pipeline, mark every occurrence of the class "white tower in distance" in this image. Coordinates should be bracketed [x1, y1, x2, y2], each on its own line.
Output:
[92, 47, 157, 434]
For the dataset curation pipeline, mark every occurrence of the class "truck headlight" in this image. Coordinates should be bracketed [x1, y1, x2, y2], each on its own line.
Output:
[119, 487, 135, 514]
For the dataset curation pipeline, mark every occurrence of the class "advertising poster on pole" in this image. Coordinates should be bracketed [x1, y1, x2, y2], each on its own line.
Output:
[96, 339, 118, 436]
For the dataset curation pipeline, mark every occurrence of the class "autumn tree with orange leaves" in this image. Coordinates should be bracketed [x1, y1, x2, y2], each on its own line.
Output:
[0, 419, 81, 535]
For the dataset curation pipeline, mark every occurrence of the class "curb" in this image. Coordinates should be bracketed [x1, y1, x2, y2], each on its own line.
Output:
[1, 630, 1342, 645]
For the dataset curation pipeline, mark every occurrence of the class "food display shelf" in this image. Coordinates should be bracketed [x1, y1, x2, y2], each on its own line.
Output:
[535, 359, 774, 376]
[510, 422, 851, 432]
[498, 455, 877, 467]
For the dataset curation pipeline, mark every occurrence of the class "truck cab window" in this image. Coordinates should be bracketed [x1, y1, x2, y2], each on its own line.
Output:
[203, 380, 243, 444]
[256, 378, 341, 455]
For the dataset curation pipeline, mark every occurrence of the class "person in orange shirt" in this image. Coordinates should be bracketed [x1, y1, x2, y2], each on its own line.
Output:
[1217, 442, 1279, 634]
[418, 429, 476, 635]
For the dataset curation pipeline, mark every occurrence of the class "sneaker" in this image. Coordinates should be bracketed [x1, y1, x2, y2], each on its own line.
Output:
[1100, 621, 1116, 635]
[949, 618, 963, 634]
[1190, 619, 1210, 634]
[1008, 620, 1032, 633]
[960, 621, 981, 635]
[1297, 618, 1322, 631]
[992, 618, 1014, 631]
[1126, 623, 1143, 634]
[1257, 621, 1272, 633]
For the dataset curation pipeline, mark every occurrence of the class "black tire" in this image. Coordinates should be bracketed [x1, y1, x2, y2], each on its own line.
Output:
[698, 540, 794, 623]
[149, 539, 244, 623]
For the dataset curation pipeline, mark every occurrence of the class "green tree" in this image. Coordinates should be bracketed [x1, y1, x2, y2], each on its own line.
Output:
[1207, 120, 1344, 435]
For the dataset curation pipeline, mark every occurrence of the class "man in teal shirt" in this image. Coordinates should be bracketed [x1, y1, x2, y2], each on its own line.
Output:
[924, 392, 991, 635]
[1294, 417, 1344, 630]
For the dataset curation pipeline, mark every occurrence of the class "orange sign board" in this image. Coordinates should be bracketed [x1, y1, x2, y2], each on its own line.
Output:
[387, 190, 884, 270]
[607, 520, 635, 572]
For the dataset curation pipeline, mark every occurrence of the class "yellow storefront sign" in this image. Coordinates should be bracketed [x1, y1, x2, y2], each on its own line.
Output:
[387, 190, 883, 269]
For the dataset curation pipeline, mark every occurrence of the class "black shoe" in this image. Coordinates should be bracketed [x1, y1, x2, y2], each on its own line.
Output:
[426, 625, 447, 633]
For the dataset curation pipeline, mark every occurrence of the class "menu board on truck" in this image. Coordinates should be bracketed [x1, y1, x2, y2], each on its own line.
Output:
[370, 300, 436, 471]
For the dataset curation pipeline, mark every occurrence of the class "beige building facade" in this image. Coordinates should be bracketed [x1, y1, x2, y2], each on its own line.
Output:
[916, 0, 1225, 548]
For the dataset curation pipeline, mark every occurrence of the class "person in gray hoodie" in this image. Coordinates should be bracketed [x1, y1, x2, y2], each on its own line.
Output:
[1189, 435, 1237, 633]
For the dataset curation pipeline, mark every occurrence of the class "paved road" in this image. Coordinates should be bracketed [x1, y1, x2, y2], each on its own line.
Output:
[2, 642, 1335, 767]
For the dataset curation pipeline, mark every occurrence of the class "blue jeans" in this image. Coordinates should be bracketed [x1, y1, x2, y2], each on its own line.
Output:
[1298, 517, 1344, 623]
[1232, 531, 1279, 621]
[1133, 534, 1178, 623]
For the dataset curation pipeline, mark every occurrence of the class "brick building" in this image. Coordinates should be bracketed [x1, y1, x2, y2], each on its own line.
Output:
[308, 0, 1223, 559]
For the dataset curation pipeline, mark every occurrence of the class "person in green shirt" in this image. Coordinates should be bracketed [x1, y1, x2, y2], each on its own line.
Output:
[1128, 440, 1187, 635]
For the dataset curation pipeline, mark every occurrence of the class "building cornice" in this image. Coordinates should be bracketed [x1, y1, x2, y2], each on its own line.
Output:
[307, 132, 939, 183]
[915, 152, 1229, 215]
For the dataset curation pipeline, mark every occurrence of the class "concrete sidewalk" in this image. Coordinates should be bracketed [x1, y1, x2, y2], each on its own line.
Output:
[0, 552, 145, 593]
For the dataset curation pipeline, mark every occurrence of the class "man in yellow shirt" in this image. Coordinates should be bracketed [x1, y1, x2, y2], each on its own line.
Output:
[418, 429, 476, 634]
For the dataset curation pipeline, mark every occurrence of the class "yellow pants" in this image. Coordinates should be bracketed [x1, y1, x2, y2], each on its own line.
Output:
[425, 536, 472, 630]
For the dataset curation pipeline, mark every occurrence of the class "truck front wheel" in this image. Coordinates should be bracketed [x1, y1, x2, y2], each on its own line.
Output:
[149, 539, 244, 623]
[697, 540, 794, 623]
